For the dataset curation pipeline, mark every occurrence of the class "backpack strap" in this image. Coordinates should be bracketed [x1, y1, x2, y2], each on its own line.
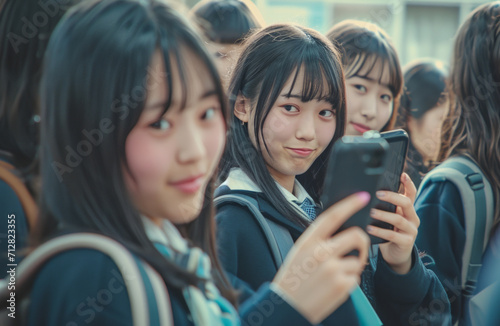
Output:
[142, 262, 173, 324]
[215, 194, 294, 268]
[0, 233, 173, 326]
[417, 155, 494, 296]
[0, 161, 38, 229]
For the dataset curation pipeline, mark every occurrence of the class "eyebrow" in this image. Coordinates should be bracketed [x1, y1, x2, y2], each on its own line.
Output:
[351, 75, 391, 90]
[280, 93, 332, 103]
[145, 89, 218, 110]
[281, 93, 302, 100]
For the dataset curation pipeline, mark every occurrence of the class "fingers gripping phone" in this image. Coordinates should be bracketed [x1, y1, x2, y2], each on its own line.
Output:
[371, 129, 409, 241]
[319, 132, 389, 242]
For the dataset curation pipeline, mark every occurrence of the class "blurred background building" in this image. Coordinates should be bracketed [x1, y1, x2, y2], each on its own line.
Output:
[186, 0, 489, 66]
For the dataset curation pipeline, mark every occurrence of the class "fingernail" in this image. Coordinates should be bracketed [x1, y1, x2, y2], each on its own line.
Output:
[403, 173, 408, 181]
[376, 191, 385, 197]
[370, 209, 376, 217]
[366, 225, 374, 233]
[358, 191, 370, 203]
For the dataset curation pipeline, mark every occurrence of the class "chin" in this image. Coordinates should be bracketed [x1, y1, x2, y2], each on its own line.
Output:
[345, 128, 360, 136]
[288, 165, 312, 177]
[175, 206, 203, 223]
[170, 214, 199, 225]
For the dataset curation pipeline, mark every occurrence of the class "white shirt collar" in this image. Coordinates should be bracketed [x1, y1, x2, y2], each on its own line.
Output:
[141, 215, 188, 252]
[221, 168, 315, 219]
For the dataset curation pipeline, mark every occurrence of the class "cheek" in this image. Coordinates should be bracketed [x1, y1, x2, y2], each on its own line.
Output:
[125, 131, 171, 188]
[317, 121, 336, 148]
[261, 110, 293, 145]
[378, 103, 393, 129]
[345, 88, 358, 118]
[426, 118, 443, 138]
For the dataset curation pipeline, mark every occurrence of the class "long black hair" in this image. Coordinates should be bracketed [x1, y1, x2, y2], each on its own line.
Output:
[396, 59, 448, 187]
[326, 20, 403, 132]
[35, 0, 235, 303]
[220, 24, 345, 228]
[441, 2, 500, 233]
[0, 0, 80, 196]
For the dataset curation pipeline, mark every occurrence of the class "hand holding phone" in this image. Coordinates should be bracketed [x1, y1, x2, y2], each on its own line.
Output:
[319, 132, 388, 241]
[273, 192, 370, 324]
[367, 172, 419, 274]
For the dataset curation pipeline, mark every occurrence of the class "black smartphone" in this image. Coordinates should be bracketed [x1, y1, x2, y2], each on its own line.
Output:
[371, 129, 409, 243]
[319, 131, 389, 241]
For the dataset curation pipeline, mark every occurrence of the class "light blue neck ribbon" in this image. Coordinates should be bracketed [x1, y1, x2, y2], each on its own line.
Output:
[351, 285, 382, 326]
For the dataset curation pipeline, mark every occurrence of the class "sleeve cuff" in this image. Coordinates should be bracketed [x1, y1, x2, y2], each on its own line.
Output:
[239, 282, 313, 326]
[375, 246, 432, 303]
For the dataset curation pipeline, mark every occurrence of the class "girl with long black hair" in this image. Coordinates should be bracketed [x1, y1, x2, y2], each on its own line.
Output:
[26, 1, 371, 325]
[216, 23, 449, 326]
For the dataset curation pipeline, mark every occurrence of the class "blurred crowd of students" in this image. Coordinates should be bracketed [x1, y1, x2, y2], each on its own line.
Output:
[1, 0, 499, 325]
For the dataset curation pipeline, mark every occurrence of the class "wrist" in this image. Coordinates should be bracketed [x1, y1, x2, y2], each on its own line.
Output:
[388, 255, 412, 274]
[270, 282, 315, 323]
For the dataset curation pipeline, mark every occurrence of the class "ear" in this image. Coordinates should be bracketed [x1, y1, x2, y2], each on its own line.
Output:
[234, 95, 250, 123]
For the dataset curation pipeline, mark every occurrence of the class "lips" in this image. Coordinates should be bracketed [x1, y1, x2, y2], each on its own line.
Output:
[287, 148, 314, 157]
[350, 122, 371, 134]
[170, 174, 205, 194]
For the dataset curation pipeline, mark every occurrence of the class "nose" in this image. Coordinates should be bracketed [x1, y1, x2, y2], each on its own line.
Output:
[295, 112, 315, 141]
[177, 120, 205, 163]
[359, 94, 377, 121]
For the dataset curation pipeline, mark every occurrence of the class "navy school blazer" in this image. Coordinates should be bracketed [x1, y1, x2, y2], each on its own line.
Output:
[215, 185, 452, 326]
[27, 242, 310, 325]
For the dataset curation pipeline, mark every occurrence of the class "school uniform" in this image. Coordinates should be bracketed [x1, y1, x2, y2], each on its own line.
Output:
[216, 168, 451, 326]
[415, 179, 467, 324]
[27, 217, 308, 326]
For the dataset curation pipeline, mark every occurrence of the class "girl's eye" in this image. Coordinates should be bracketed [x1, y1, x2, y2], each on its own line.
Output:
[381, 94, 392, 102]
[320, 110, 335, 118]
[150, 118, 171, 131]
[283, 105, 299, 112]
[354, 85, 367, 93]
[202, 107, 216, 120]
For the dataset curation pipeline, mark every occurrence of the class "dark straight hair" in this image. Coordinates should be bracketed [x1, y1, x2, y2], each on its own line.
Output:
[191, 0, 264, 44]
[0, 0, 80, 195]
[399, 60, 448, 122]
[441, 2, 500, 232]
[35, 0, 235, 303]
[220, 24, 346, 228]
[326, 20, 403, 132]
[396, 59, 448, 185]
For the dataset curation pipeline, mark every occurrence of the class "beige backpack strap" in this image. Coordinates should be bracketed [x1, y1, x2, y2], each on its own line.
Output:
[0, 162, 38, 229]
[0, 233, 173, 325]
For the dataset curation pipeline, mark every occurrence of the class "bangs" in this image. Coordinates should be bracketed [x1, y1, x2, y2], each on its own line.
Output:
[256, 45, 344, 157]
[284, 60, 341, 105]
[346, 53, 401, 97]
[154, 29, 225, 118]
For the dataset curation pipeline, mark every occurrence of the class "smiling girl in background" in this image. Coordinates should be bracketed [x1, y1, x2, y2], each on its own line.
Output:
[326, 20, 402, 136]
[216, 22, 450, 325]
[23, 1, 374, 325]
